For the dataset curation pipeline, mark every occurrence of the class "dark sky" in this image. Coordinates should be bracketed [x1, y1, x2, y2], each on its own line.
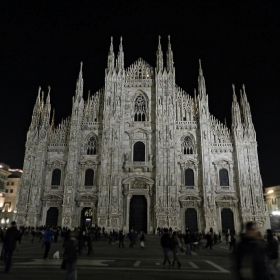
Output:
[0, 1, 279, 187]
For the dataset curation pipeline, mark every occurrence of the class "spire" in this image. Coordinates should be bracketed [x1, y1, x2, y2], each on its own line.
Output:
[198, 59, 206, 96]
[40, 91, 45, 125]
[75, 62, 84, 100]
[240, 84, 253, 128]
[117, 36, 124, 72]
[30, 86, 42, 128]
[107, 36, 115, 72]
[231, 84, 242, 129]
[156, 35, 163, 72]
[50, 109, 55, 131]
[166, 35, 174, 72]
[42, 86, 51, 127]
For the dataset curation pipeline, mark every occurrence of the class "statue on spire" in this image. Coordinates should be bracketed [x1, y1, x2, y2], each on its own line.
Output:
[156, 35, 163, 72]
[117, 36, 124, 72]
[166, 35, 174, 72]
[107, 36, 115, 72]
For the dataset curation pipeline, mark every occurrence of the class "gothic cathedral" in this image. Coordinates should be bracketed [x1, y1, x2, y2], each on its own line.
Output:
[16, 36, 266, 233]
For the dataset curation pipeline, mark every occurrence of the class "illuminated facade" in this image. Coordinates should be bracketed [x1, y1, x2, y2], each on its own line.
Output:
[0, 163, 22, 226]
[16, 36, 266, 233]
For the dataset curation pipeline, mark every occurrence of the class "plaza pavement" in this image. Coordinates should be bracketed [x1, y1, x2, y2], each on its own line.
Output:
[1, 233, 236, 280]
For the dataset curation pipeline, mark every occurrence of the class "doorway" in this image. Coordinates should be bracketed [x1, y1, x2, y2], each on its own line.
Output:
[185, 208, 198, 232]
[46, 207, 59, 227]
[129, 195, 147, 233]
[81, 207, 92, 228]
[221, 208, 235, 233]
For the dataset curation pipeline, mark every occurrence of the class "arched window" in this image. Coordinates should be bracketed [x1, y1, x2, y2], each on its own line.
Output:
[133, 141, 145, 161]
[84, 169, 94, 186]
[185, 169, 194, 186]
[134, 94, 147, 122]
[219, 169, 229, 186]
[87, 135, 97, 155]
[182, 136, 195, 154]
[51, 169, 61, 185]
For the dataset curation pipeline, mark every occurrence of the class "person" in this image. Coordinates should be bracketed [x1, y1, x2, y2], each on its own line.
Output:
[118, 230, 124, 248]
[266, 229, 280, 279]
[64, 230, 78, 280]
[161, 228, 172, 267]
[140, 231, 145, 249]
[205, 231, 213, 250]
[87, 231, 93, 256]
[171, 232, 181, 268]
[229, 232, 236, 253]
[43, 227, 54, 259]
[184, 231, 192, 254]
[129, 229, 135, 248]
[234, 221, 268, 280]
[2, 221, 20, 273]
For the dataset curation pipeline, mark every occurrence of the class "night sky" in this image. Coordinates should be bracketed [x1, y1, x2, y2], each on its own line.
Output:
[0, 1, 279, 187]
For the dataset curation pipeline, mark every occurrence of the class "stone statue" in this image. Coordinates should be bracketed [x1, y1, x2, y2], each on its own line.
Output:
[158, 196, 163, 207]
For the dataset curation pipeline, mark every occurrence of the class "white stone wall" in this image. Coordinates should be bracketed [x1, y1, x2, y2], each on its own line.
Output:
[15, 48, 266, 233]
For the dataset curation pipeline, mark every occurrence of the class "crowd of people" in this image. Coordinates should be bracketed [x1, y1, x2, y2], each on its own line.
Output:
[1, 221, 280, 279]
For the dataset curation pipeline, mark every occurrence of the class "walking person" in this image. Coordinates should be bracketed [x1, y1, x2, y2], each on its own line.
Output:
[184, 231, 192, 255]
[64, 230, 78, 280]
[161, 228, 172, 267]
[2, 221, 20, 273]
[87, 232, 93, 256]
[118, 230, 124, 248]
[229, 232, 236, 253]
[205, 231, 213, 250]
[129, 229, 135, 248]
[43, 227, 54, 259]
[171, 232, 181, 268]
[234, 221, 268, 280]
[140, 231, 145, 249]
[266, 229, 280, 279]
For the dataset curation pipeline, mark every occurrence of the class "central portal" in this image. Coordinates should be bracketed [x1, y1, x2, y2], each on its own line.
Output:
[129, 195, 147, 233]
[185, 208, 198, 232]
[81, 207, 92, 228]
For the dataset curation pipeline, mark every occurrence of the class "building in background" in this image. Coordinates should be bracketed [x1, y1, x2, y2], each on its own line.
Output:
[264, 186, 280, 232]
[0, 163, 22, 227]
[0, 163, 10, 225]
[16, 36, 266, 233]
[3, 169, 22, 226]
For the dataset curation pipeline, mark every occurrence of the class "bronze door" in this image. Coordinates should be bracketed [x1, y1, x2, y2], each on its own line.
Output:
[221, 208, 235, 232]
[185, 208, 198, 232]
[81, 207, 92, 228]
[46, 207, 59, 227]
[129, 195, 147, 233]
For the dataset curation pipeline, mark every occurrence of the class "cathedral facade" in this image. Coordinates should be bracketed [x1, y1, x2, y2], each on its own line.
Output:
[15, 36, 266, 233]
